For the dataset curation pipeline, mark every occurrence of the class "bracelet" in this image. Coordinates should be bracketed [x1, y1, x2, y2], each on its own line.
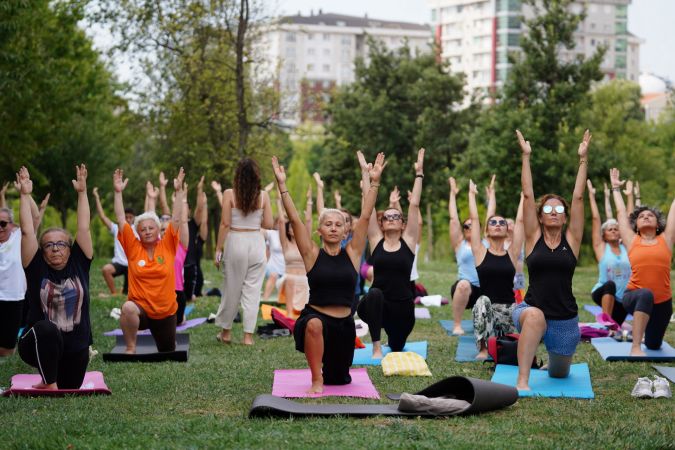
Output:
[579, 159, 587, 165]
[280, 191, 289, 195]
[370, 183, 380, 189]
[635, 196, 641, 199]
[612, 187, 621, 192]
[416, 174, 424, 179]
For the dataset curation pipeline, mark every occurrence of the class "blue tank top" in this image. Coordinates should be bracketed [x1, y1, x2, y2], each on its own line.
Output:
[592, 243, 631, 300]
[456, 240, 479, 286]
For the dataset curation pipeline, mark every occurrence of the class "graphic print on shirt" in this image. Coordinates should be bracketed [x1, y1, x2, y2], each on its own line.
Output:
[40, 276, 84, 332]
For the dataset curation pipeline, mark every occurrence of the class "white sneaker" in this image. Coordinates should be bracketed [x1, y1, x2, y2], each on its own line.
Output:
[653, 376, 672, 399]
[631, 377, 653, 398]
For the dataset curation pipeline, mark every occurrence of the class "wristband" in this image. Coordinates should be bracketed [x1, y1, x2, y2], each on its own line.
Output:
[280, 191, 289, 195]
[416, 174, 424, 179]
[612, 187, 621, 192]
[370, 183, 380, 189]
[579, 159, 587, 165]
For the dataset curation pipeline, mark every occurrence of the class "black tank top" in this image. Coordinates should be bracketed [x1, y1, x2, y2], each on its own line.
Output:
[476, 251, 515, 305]
[369, 238, 415, 302]
[307, 248, 358, 308]
[524, 234, 578, 320]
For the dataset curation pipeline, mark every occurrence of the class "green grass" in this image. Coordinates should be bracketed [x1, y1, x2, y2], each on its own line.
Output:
[0, 259, 673, 449]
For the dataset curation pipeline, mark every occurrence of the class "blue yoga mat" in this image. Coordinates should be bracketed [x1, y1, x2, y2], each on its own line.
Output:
[591, 337, 675, 361]
[491, 363, 594, 399]
[653, 365, 675, 383]
[184, 304, 195, 317]
[455, 335, 492, 362]
[583, 304, 633, 321]
[352, 341, 428, 366]
[439, 320, 474, 335]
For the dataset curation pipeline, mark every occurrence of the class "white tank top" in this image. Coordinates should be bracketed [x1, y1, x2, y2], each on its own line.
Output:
[0, 228, 27, 301]
[231, 191, 264, 230]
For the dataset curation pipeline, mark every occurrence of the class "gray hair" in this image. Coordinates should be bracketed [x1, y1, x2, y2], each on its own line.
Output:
[318, 208, 345, 227]
[39, 227, 73, 246]
[0, 207, 13, 223]
[600, 218, 618, 238]
[134, 211, 161, 229]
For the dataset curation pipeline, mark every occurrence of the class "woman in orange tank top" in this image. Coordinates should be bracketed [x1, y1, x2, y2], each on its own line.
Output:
[610, 168, 674, 356]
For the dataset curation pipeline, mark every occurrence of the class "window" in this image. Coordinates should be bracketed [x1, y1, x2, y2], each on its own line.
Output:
[498, 50, 508, 64]
[323, 49, 330, 56]
[336, 21, 346, 26]
[341, 36, 351, 45]
[286, 32, 296, 42]
[615, 54, 626, 69]
[323, 33, 330, 41]
[590, 39, 596, 47]
[285, 47, 296, 57]
[615, 21, 627, 34]
[308, 48, 316, 56]
[307, 33, 314, 40]
[431, 9, 436, 22]
[498, 16, 521, 29]
[322, 64, 330, 72]
[307, 64, 314, 71]
[498, 32, 520, 47]
[496, 0, 520, 13]
[616, 5, 628, 19]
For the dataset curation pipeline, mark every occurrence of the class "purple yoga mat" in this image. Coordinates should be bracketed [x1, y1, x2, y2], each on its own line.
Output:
[103, 317, 207, 336]
[2, 371, 111, 397]
[414, 308, 431, 319]
[272, 368, 380, 399]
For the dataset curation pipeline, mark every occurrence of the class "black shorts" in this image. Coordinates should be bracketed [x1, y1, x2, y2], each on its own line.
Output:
[112, 263, 128, 277]
[0, 300, 24, 349]
[133, 302, 177, 352]
[450, 280, 481, 308]
[294, 305, 355, 385]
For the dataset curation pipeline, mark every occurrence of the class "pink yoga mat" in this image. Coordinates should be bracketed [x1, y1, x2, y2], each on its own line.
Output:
[2, 371, 112, 397]
[103, 317, 207, 336]
[272, 368, 379, 399]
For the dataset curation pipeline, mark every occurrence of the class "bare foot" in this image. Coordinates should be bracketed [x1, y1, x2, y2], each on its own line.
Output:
[124, 347, 136, 354]
[452, 327, 465, 336]
[242, 338, 254, 346]
[476, 349, 489, 360]
[372, 348, 383, 359]
[216, 333, 231, 344]
[307, 377, 324, 394]
[516, 383, 531, 391]
[629, 346, 646, 357]
[32, 382, 58, 390]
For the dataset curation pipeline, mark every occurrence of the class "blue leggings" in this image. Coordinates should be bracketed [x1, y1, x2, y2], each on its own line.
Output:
[513, 302, 580, 356]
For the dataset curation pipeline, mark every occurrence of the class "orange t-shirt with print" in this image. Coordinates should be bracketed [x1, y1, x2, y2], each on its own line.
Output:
[119, 222, 179, 319]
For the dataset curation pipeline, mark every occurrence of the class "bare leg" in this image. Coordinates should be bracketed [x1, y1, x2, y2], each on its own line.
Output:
[547, 352, 573, 378]
[629, 311, 649, 357]
[476, 340, 489, 360]
[120, 301, 141, 354]
[516, 308, 546, 390]
[100, 264, 117, 296]
[242, 332, 254, 346]
[601, 293, 615, 317]
[305, 318, 324, 394]
[452, 280, 471, 335]
[372, 341, 383, 359]
[262, 273, 278, 301]
[0, 347, 15, 357]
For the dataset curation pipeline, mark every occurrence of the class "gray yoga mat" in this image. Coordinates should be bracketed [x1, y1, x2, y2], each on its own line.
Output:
[653, 365, 675, 383]
[103, 334, 189, 362]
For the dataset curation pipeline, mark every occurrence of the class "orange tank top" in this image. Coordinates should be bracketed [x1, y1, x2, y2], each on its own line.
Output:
[626, 235, 672, 303]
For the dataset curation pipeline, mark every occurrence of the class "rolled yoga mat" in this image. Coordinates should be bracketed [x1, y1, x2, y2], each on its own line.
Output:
[439, 320, 474, 335]
[1, 371, 111, 397]
[272, 368, 379, 399]
[490, 363, 595, 399]
[249, 376, 518, 418]
[653, 365, 675, 383]
[414, 308, 431, 319]
[455, 335, 492, 362]
[103, 318, 206, 336]
[352, 341, 427, 366]
[102, 334, 189, 362]
[591, 337, 675, 362]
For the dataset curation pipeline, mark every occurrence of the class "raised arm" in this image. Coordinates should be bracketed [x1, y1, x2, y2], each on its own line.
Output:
[275, 194, 290, 251]
[333, 189, 342, 209]
[349, 153, 385, 263]
[508, 192, 525, 266]
[194, 175, 206, 225]
[517, 130, 540, 250]
[158, 172, 171, 216]
[172, 168, 189, 248]
[610, 168, 635, 248]
[587, 179, 604, 262]
[565, 130, 590, 257]
[211, 180, 224, 207]
[304, 185, 313, 236]
[145, 180, 158, 214]
[198, 191, 208, 241]
[358, 150, 383, 250]
[313, 172, 325, 215]
[92, 187, 113, 229]
[603, 182, 614, 220]
[0, 182, 8, 208]
[468, 179, 486, 264]
[448, 177, 463, 251]
[623, 179, 634, 215]
[633, 181, 641, 208]
[112, 169, 129, 231]
[484, 174, 496, 228]
[71, 164, 93, 259]
[34, 193, 50, 232]
[664, 197, 675, 249]
[16, 167, 38, 266]
[403, 148, 424, 251]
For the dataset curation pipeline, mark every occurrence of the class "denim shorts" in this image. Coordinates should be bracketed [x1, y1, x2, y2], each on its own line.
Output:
[512, 302, 580, 356]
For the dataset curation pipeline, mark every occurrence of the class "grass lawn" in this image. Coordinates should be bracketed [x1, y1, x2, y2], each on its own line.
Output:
[0, 259, 673, 449]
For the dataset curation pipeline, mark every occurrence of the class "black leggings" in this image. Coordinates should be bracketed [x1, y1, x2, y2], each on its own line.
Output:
[176, 290, 187, 324]
[17, 321, 89, 389]
[357, 288, 415, 352]
[591, 280, 629, 325]
[183, 264, 198, 299]
[195, 263, 204, 297]
[622, 290, 673, 350]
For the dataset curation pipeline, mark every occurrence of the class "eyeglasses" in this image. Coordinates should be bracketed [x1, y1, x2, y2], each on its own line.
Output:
[382, 213, 402, 222]
[0, 220, 10, 228]
[542, 205, 565, 214]
[462, 223, 472, 230]
[160, 216, 171, 222]
[488, 219, 507, 226]
[43, 241, 70, 252]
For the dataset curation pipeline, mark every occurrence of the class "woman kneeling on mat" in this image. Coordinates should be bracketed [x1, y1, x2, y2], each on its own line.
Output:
[514, 129, 590, 390]
[610, 168, 674, 356]
[357, 149, 424, 358]
[468, 181, 524, 360]
[114, 168, 189, 354]
[18, 165, 94, 389]
[272, 152, 384, 394]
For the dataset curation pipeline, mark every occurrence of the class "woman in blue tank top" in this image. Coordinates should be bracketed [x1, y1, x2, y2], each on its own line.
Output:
[587, 180, 631, 326]
[272, 152, 385, 394]
[512, 129, 591, 391]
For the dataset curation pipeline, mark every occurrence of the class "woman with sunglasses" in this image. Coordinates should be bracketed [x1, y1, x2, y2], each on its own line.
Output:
[609, 168, 674, 356]
[467, 182, 524, 360]
[114, 168, 189, 354]
[273, 152, 384, 394]
[513, 129, 591, 391]
[586, 179, 631, 326]
[356, 149, 424, 358]
[17, 165, 94, 389]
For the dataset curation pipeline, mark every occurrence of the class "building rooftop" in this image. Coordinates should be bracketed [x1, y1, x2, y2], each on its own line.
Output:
[279, 11, 429, 31]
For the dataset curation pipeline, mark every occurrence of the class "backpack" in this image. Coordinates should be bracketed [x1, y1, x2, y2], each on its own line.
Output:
[487, 333, 540, 368]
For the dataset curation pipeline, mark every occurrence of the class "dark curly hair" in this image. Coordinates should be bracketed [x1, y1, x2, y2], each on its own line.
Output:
[629, 206, 666, 235]
[234, 158, 261, 215]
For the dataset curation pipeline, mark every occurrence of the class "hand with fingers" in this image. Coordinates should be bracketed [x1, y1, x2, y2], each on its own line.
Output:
[516, 130, 531, 155]
[414, 148, 425, 175]
[272, 157, 287, 185]
[333, 190, 341, 205]
[389, 186, 401, 205]
[15, 167, 33, 195]
[72, 164, 88, 193]
[609, 168, 625, 190]
[39, 193, 50, 214]
[578, 129, 592, 158]
[312, 172, 323, 189]
[173, 167, 186, 193]
[146, 181, 159, 199]
[485, 174, 496, 198]
[623, 180, 633, 197]
[586, 179, 596, 196]
[113, 169, 129, 193]
[159, 171, 168, 188]
[634, 181, 640, 197]
[211, 180, 222, 193]
[356, 150, 370, 174]
[368, 152, 386, 184]
[469, 179, 478, 196]
[448, 177, 460, 196]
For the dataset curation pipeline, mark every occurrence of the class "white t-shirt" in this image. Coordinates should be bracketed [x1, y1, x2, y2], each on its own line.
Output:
[265, 229, 285, 275]
[0, 228, 27, 301]
[110, 223, 130, 266]
[410, 243, 420, 282]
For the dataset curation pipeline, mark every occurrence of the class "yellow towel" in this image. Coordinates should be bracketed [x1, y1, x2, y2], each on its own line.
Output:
[260, 304, 287, 321]
[381, 352, 432, 377]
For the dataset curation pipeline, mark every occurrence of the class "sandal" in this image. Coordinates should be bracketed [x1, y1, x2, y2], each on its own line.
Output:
[215, 333, 231, 344]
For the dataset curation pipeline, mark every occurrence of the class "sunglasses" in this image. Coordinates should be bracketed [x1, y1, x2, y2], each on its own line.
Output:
[43, 241, 70, 251]
[0, 220, 10, 228]
[542, 205, 565, 214]
[160, 215, 172, 222]
[488, 219, 507, 226]
[382, 213, 402, 222]
[462, 223, 472, 230]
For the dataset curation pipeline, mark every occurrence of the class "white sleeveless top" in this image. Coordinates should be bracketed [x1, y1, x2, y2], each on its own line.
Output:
[231, 191, 264, 230]
[0, 228, 27, 301]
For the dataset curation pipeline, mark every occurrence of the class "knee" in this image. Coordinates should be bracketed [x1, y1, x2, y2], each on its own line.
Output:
[102, 265, 113, 276]
[455, 280, 471, 297]
[521, 308, 546, 331]
[121, 301, 140, 317]
[367, 288, 384, 304]
[635, 289, 654, 315]
[305, 318, 323, 338]
[605, 280, 616, 295]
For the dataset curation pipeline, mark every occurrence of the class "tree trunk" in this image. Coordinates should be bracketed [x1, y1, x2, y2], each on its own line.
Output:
[425, 203, 433, 262]
[235, 0, 249, 156]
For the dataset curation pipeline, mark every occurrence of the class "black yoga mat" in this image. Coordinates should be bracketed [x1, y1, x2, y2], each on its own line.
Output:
[102, 334, 189, 362]
[249, 376, 518, 418]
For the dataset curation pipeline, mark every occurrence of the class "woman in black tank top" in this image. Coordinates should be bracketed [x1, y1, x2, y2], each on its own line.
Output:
[514, 129, 590, 391]
[357, 149, 425, 358]
[467, 180, 525, 360]
[272, 152, 385, 394]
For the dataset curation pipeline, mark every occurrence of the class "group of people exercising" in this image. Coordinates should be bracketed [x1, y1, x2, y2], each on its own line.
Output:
[0, 128, 673, 394]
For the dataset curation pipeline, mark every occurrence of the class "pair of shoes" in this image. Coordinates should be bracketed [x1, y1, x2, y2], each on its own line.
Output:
[631, 376, 672, 399]
[109, 308, 121, 320]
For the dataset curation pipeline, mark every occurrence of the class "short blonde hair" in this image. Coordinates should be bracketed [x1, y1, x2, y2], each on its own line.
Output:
[318, 208, 344, 227]
[134, 211, 161, 229]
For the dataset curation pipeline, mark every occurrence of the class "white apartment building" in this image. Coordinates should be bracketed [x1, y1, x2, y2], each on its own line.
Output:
[427, 0, 641, 98]
[261, 11, 431, 126]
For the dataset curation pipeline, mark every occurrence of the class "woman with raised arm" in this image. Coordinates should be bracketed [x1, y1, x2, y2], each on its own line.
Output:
[114, 168, 189, 354]
[357, 149, 424, 358]
[587, 179, 631, 326]
[17, 165, 93, 389]
[214, 158, 273, 346]
[610, 168, 673, 356]
[273, 152, 384, 394]
[513, 129, 590, 391]
[468, 180, 524, 360]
